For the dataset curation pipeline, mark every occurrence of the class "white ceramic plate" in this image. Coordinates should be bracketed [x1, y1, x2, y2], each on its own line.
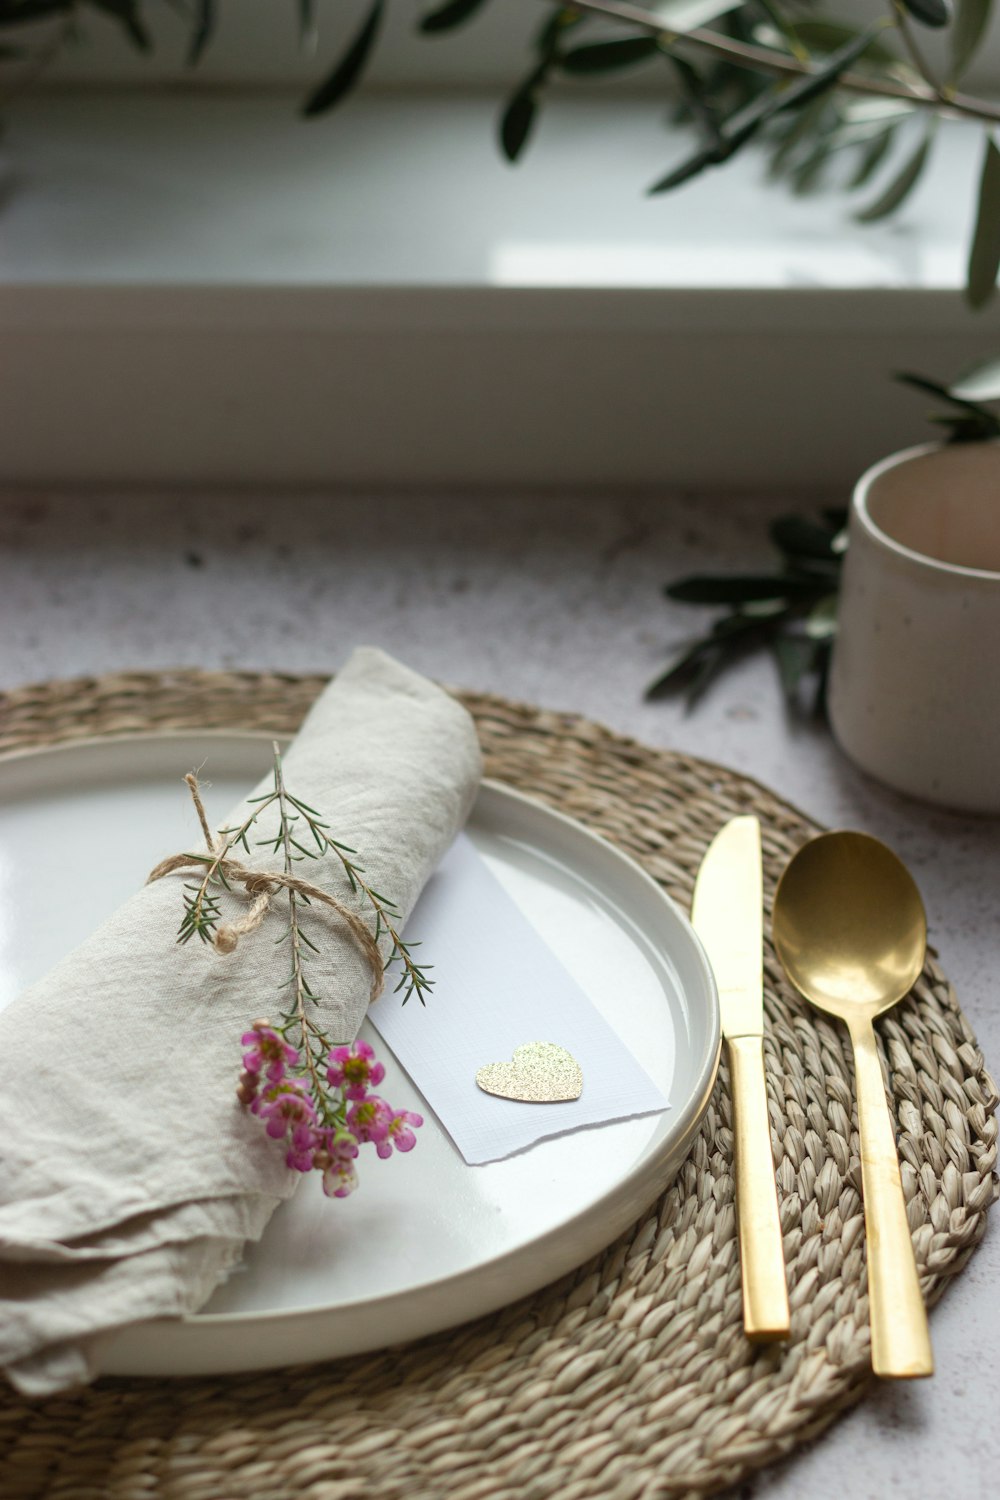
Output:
[0, 732, 720, 1378]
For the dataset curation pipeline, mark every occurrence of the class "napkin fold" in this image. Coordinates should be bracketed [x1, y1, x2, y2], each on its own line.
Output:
[0, 649, 481, 1394]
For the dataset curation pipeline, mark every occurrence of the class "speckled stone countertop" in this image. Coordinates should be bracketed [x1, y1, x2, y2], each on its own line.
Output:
[1, 489, 997, 1497]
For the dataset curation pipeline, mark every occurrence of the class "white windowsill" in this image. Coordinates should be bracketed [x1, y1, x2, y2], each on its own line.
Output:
[0, 90, 982, 290]
[2, 90, 999, 488]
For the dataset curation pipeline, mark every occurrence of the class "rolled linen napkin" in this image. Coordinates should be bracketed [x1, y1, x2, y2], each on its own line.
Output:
[0, 649, 482, 1394]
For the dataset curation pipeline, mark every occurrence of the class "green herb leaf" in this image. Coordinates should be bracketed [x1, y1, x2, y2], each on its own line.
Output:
[847, 125, 897, 189]
[929, 411, 1000, 440]
[805, 594, 839, 639]
[645, 637, 718, 699]
[791, 139, 833, 195]
[770, 515, 842, 560]
[899, 0, 952, 25]
[0, 1, 70, 26]
[967, 134, 1000, 307]
[855, 131, 931, 222]
[684, 649, 728, 710]
[500, 72, 542, 162]
[302, 0, 384, 118]
[419, 0, 490, 34]
[949, 354, 1000, 402]
[772, 635, 819, 705]
[950, 0, 993, 77]
[298, 0, 318, 48]
[88, 0, 151, 52]
[895, 370, 979, 408]
[651, 20, 885, 193]
[788, 19, 896, 64]
[560, 35, 658, 73]
[734, 22, 887, 136]
[648, 147, 720, 194]
[188, 0, 215, 66]
[666, 574, 830, 604]
[768, 94, 833, 181]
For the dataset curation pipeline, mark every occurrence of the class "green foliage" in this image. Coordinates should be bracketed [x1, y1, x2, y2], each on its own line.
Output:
[4, 0, 1000, 306]
[895, 364, 1000, 440]
[855, 127, 933, 222]
[967, 136, 1000, 307]
[419, 0, 491, 34]
[649, 509, 846, 713]
[899, 0, 952, 26]
[178, 748, 434, 1010]
[301, 0, 384, 117]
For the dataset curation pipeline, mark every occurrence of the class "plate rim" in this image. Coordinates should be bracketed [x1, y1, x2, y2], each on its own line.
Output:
[0, 729, 721, 1349]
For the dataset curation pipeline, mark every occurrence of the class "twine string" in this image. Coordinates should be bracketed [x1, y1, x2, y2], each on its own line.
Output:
[146, 774, 384, 1003]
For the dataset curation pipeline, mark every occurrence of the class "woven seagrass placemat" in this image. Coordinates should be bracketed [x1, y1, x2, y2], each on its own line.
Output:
[0, 668, 996, 1500]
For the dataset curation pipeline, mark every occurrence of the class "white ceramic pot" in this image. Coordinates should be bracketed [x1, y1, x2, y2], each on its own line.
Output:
[828, 441, 1000, 814]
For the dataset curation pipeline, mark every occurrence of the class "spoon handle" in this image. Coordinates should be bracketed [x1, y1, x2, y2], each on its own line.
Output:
[848, 1016, 933, 1379]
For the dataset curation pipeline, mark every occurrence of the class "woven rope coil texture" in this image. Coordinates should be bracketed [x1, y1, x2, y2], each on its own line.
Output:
[0, 668, 995, 1500]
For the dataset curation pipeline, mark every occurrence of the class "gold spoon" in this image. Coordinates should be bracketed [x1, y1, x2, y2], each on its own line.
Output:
[772, 830, 933, 1379]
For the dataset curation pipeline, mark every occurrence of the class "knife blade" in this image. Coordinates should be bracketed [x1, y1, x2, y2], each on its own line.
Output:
[692, 815, 790, 1341]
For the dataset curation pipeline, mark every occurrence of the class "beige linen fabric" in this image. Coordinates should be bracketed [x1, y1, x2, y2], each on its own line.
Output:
[0, 649, 482, 1395]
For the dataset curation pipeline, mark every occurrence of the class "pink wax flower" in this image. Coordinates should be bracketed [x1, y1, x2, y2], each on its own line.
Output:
[285, 1121, 318, 1173]
[241, 1024, 299, 1084]
[316, 1131, 361, 1199]
[252, 1078, 317, 1140]
[325, 1039, 386, 1100]
[375, 1109, 424, 1161]
[346, 1095, 393, 1145]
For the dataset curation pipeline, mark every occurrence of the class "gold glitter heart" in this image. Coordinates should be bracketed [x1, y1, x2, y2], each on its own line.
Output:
[475, 1042, 583, 1103]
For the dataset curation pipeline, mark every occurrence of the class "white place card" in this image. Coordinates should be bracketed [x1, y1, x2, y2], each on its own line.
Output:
[369, 834, 669, 1165]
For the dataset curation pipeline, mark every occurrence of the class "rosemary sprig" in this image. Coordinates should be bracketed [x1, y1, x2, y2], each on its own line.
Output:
[282, 791, 434, 1006]
[177, 791, 278, 946]
[270, 744, 328, 1103]
[175, 745, 433, 1036]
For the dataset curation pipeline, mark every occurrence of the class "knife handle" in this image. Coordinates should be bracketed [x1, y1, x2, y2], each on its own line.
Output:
[728, 1034, 790, 1341]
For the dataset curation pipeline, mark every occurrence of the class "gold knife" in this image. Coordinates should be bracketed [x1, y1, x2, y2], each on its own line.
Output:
[692, 815, 790, 1341]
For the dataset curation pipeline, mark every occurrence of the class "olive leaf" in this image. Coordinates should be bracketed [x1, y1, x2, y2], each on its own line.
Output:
[0, 0, 70, 24]
[419, 0, 491, 34]
[500, 74, 543, 161]
[302, 0, 384, 118]
[649, 22, 884, 196]
[899, 0, 953, 25]
[655, 506, 845, 713]
[848, 125, 898, 189]
[772, 635, 820, 706]
[666, 574, 837, 604]
[298, 0, 318, 48]
[560, 35, 659, 73]
[895, 366, 1000, 439]
[769, 515, 843, 561]
[855, 128, 932, 221]
[498, 9, 569, 163]
[88, 0, 150, 51]
[188, 0, 215, 66]
[967, 134, 1000, 307]
[791, 19, 899, 65]
[949, 353, 1000, 402]
[950, 0, 993, 78]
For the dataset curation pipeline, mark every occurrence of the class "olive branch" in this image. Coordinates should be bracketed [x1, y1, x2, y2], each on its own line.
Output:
[4, 0, 1000, 302]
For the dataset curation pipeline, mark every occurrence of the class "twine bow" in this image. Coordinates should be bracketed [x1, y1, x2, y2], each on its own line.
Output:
[147, 774, 384, 1003]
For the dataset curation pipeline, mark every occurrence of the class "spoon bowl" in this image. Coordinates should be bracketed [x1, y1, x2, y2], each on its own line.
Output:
[773, 829, 933, 1380]
[773, 831, 927, 1022]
